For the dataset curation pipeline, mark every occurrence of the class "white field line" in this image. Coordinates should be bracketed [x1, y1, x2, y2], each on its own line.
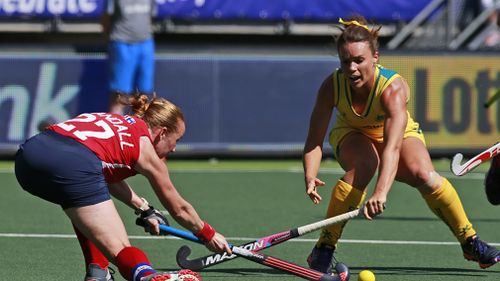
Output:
[0, 164, 486, 178]
[0, 168, 486, 179]
[0, 232, 498, 246]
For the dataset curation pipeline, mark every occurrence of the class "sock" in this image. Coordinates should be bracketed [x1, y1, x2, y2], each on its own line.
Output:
[422, 177, 476, 244]
[116, 246, 155, 281]
[316, 179, 366, 248]
[73, 224, 109, 269]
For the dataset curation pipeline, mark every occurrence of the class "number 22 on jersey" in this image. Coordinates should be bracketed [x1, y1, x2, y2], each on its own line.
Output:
[56, 113, 115, 141]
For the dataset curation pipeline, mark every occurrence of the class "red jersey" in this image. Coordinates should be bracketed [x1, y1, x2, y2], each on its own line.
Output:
[49, 113, 152, 183]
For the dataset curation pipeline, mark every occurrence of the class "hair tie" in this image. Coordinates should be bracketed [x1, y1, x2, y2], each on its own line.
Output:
[339, 18, 369, 31]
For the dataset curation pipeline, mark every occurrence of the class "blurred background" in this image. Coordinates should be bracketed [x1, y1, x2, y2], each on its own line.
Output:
[1, 0, 499, 158]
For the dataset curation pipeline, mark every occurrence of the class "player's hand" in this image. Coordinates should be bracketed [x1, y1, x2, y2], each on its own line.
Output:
[363, 194, 387, 220]
[305, 177, 326, 204]
[205, 232, 232, 255]
[138, 206, 169, 235]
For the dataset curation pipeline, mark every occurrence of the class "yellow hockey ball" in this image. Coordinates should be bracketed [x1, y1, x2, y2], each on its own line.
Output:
[358, 270, 375, 281]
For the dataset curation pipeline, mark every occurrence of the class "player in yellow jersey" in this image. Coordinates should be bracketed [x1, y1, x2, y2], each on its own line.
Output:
[302, 15, 500, 273]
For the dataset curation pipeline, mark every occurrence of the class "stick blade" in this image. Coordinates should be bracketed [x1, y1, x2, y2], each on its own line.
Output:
[176, 245, 205, 270]
[451, 153, 465, 176]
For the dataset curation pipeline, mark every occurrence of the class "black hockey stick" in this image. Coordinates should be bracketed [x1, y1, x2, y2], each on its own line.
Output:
[135, 219, 349, 281]
[176, 208, 361, 270]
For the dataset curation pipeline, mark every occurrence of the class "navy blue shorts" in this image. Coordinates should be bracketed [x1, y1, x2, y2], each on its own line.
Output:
[15, 130, 111, 209]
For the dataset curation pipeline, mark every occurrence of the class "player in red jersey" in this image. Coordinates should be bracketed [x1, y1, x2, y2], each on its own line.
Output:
[15, 93, 231, 281]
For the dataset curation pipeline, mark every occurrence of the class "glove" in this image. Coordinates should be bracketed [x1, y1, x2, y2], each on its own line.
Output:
[137, 205, 169, 234]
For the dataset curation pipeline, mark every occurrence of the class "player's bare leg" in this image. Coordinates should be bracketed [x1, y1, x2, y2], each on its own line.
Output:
[308, 133, 372, 273]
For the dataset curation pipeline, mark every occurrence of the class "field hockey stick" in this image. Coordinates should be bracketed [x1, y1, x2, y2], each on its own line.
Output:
[484, 88, 500, 108]
[451, 142, 500, 176]
[135, 219, 349, 281]
[176, 208, 361, 270]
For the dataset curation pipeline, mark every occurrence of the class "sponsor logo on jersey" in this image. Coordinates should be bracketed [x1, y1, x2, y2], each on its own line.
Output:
[124, 115, 136, 125]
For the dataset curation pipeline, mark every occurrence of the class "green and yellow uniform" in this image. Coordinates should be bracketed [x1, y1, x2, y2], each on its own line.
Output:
[317, 65, 475, 249]
[329, 65, 424, 158]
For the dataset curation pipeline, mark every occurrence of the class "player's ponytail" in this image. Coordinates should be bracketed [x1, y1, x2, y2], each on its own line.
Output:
[130, 92, 185, 134]
[129, 92, 150, 118]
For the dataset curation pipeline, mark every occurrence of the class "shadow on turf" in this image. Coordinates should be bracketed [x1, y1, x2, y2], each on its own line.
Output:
[350, 266, 500, 277]
[158, 267, 298, 276]
[373, 216, 500, 223]
[310, 215, 500, 223]
[158, 266, 500, 278]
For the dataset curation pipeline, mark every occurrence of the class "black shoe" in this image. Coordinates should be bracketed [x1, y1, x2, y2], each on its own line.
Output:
[307, 245, 335, 273]
[462, 235, 500, 269]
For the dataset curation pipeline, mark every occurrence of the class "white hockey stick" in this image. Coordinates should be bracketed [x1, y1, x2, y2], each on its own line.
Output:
[137, 219, 350, 281]
[451, 142, 500, 176]
[176, 207, 362, 270]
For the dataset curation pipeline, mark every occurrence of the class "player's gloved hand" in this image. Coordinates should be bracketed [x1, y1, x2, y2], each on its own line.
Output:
[137, 206, 169, 235]
[195, 221, 232, 254]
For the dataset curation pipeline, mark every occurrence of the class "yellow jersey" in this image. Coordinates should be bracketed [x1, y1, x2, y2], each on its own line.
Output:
[329, 65, 424, 155]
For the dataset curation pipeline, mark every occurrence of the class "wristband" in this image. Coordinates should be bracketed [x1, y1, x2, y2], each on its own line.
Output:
[195, 221, 216, 242]
[139, 205, 156, 218]
[134, 197, 149, 215]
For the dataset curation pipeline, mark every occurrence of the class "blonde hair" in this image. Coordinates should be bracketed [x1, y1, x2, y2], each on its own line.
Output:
[129, 93, 184, 133]
[336, 15, 381, 55]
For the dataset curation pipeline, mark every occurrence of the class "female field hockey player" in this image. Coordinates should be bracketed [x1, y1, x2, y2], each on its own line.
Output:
[302, 15, 500, 273]
[15, 94, 231, 281]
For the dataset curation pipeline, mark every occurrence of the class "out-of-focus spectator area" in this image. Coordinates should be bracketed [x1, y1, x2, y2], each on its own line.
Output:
[0, 0, 498, 51]
[1, 1, 499, 159]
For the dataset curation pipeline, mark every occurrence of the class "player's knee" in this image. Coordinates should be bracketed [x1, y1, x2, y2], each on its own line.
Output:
[418, 171, 442, 190]
[346, 156, 378, 180]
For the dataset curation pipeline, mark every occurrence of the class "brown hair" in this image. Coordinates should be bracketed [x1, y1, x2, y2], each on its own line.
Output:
[129, 93, 185, 133]
[336, 15, 380, 55]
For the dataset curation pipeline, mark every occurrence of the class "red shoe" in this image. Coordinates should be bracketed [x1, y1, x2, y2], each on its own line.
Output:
[141, 269, 201, 281]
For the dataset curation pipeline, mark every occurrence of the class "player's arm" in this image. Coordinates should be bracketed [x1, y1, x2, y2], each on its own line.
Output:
[365, 77, 408, 219]
[303, 73, 336, 204]
[134, 136, 231, 254]
[108, 181, 168, 234]
[100, 0, 112, 38]
[108, 181, 148, 210]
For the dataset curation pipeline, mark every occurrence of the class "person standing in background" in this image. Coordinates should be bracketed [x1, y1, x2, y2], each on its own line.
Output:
[458, 0, 500, 47]
[101, 0, 156, 114]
